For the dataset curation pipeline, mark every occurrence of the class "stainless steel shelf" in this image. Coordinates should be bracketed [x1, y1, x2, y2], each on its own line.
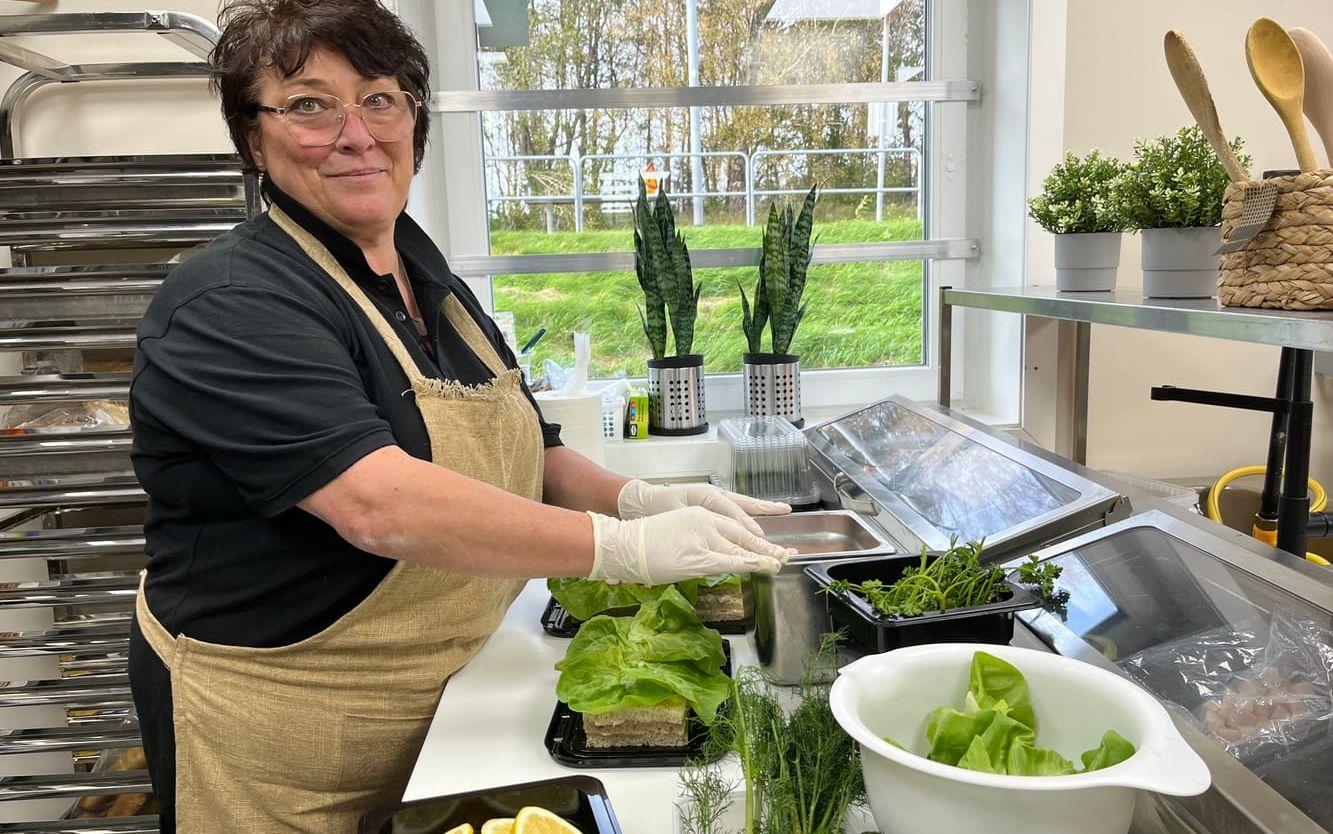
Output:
[0, 725, 141, 756]
[0, 320, 138, 352]
[0, 575, 138, 609]
[0, 430, 132, 478]
[0, 473, 146, 510]
[0, 771, 150, 802]
[0, 525, 144, 561]
[0, 625, 129, 658]
[0, 374, 131, 407]
[0, 674, 131, 710]
[0, 817, 157, 834]
[943, 286, 1333, 352]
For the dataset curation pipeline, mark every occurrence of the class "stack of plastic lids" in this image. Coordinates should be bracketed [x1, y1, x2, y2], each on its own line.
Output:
[717, 415, 820, 506]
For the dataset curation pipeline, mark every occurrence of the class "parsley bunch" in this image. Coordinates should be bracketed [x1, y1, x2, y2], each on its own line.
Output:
[827, 540, 1007, 618]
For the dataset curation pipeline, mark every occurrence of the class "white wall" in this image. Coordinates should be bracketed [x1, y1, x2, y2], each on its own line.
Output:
[1026, 0, 1333, 486]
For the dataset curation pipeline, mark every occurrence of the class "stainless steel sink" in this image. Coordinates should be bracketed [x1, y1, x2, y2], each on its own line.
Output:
[757, 510, 894, 559]
[753, 510, 897, 684]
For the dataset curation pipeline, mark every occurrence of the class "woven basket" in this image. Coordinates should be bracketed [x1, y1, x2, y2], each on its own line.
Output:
[1219, 170, 1333, 310]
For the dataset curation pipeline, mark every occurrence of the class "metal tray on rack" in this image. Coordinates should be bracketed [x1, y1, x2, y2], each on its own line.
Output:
[0, 154, 245, 210]
[0, 430, 132, 477]
[0, 472, 145, 511]
[0, 265, 168, 319]
[0, 207, 244, 252]
[0, 373, 132, 408]
[0, 317, 140, 352]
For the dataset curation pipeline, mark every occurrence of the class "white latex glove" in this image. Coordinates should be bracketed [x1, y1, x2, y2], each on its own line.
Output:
[587, 507, 791, 586]
[616, 479, 791, 537]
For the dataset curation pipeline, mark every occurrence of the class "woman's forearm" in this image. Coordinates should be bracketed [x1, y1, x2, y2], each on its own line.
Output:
[300, 446, 596, 578]
[542, 445, 630, 516]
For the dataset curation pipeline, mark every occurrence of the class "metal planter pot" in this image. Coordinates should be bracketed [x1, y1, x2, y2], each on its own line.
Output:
[647, 354, 707, 436]
[742, 352, 802, 428]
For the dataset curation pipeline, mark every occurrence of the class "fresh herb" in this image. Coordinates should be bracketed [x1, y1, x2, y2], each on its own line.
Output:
[1015, 555, 1071, 618]
[548, 574, 740, 622]
[825, 540, 1006, 618]
[553, 586, 731, 723]
[676, 762, 736, 834]
[904, 651, 1136, 776]
[694, 634, 865, 834]
[1114, 125, 1251, 229]
[1027, 149, 1130, 234]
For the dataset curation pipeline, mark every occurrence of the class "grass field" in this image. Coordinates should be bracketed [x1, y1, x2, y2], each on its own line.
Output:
[490, 215, 925, 378]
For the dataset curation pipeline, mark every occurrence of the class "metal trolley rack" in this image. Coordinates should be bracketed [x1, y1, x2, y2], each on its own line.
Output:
[0, 12, 257, 830]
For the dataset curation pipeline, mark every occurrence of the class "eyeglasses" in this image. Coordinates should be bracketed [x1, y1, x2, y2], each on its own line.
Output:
[255, 90, 419, 147]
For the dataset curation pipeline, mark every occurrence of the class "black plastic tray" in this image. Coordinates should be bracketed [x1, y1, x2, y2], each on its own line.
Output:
[805, 556, 1040, 653]
[545, 642, 732, 769]
[357, 775, 621, 833]
[541, 595, 752, 638]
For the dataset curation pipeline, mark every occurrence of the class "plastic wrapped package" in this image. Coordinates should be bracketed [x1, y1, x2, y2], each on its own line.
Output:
[1, 401, 129, 432]
[1118, 610, 1333, 764]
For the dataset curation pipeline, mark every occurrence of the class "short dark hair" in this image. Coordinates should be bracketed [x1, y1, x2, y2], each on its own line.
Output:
[211, 0, 431, 173]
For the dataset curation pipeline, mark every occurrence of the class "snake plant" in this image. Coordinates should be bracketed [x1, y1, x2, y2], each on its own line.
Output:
[634, 179, 701, 359]
[740, 185, 817, 355]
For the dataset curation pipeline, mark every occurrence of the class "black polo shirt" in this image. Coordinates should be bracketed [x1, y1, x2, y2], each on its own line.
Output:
[130, 183, 560, 648]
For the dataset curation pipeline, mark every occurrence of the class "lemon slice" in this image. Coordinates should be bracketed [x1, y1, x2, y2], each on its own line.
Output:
[481, 819, 515, 834]
[443, 826, 474, 834]
[514, 806, 580, 834]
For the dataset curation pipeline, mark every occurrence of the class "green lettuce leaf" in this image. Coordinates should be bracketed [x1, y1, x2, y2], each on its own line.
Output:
[1007, 743, 1077, 776]
[553, 586, 731, 724]
[918, 651, 1137, 777]
[969, 651, 1036, 732]
[547, 574, 739, 622]
[1080, 730, 1137, 772]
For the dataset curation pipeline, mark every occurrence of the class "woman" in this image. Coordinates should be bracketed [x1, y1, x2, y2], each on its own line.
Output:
[127, 2, 791, 831]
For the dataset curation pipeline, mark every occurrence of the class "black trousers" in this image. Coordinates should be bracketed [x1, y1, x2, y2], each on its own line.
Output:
[128, 615, 177, 833]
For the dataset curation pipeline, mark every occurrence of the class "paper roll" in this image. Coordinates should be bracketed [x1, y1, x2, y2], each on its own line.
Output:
[534, 391, 606, 466]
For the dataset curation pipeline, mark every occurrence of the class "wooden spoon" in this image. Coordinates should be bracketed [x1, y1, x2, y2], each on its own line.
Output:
[1289, 27, 1333, 169]
[1246, 17, 1319, 172]
[1163, 30, 1250, 182]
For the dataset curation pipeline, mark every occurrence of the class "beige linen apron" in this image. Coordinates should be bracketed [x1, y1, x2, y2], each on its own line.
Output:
[134, 204, 544, 832]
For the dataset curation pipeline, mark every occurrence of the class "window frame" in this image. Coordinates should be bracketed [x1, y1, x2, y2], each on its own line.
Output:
[414, 0, 982, 416]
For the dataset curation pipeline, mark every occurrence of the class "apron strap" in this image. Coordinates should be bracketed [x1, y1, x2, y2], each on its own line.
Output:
[135, 571, 179, 668]
[269, 204, 427, 387]
[270, 205, 517, 388]
[441, 295, 510, 379]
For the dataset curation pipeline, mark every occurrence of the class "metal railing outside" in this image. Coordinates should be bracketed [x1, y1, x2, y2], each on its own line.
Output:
[483, 146, 921, 232]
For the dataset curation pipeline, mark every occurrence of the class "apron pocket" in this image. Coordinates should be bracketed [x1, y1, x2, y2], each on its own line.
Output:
[175, 687, 344, 800]
[335, 711, 435, 797]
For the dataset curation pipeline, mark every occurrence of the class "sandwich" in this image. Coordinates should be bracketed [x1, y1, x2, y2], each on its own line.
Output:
[554, 586, 730, 749]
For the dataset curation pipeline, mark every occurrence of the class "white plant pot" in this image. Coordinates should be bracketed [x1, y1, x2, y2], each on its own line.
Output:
[1053, 232, 1121, 292]
[1140, 226, 1220, 299]
[829, 643, 1211, 834]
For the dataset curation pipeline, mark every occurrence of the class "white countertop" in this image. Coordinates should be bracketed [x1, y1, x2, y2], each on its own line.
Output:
[405, 580, 752, 834]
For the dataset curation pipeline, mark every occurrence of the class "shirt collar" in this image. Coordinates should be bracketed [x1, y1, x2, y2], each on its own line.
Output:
[262, 178, 453, 294]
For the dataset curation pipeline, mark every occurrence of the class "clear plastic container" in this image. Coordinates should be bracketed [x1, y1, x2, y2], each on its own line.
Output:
[716, 416, 819, 506]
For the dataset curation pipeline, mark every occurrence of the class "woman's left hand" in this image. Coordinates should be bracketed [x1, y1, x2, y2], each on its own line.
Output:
[616, 479, 791, 536]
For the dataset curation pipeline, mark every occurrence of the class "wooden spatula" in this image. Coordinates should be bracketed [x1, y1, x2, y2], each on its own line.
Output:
[1163, 30, 1250, 182]
[1289, 27, 1333, 169]
[1247, 17, 1320, 172]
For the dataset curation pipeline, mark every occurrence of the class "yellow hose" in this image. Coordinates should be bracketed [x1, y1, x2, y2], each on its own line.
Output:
[1206, 466, 1329, 565]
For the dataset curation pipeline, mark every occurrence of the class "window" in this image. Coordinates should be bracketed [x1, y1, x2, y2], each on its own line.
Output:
[425, 0, 980, 412]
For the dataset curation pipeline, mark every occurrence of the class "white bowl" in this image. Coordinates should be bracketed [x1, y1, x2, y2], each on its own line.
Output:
[829, 643, 1210, 834]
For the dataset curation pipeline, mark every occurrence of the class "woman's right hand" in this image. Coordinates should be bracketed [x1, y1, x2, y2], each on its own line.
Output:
[586, 506, 792, 586]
